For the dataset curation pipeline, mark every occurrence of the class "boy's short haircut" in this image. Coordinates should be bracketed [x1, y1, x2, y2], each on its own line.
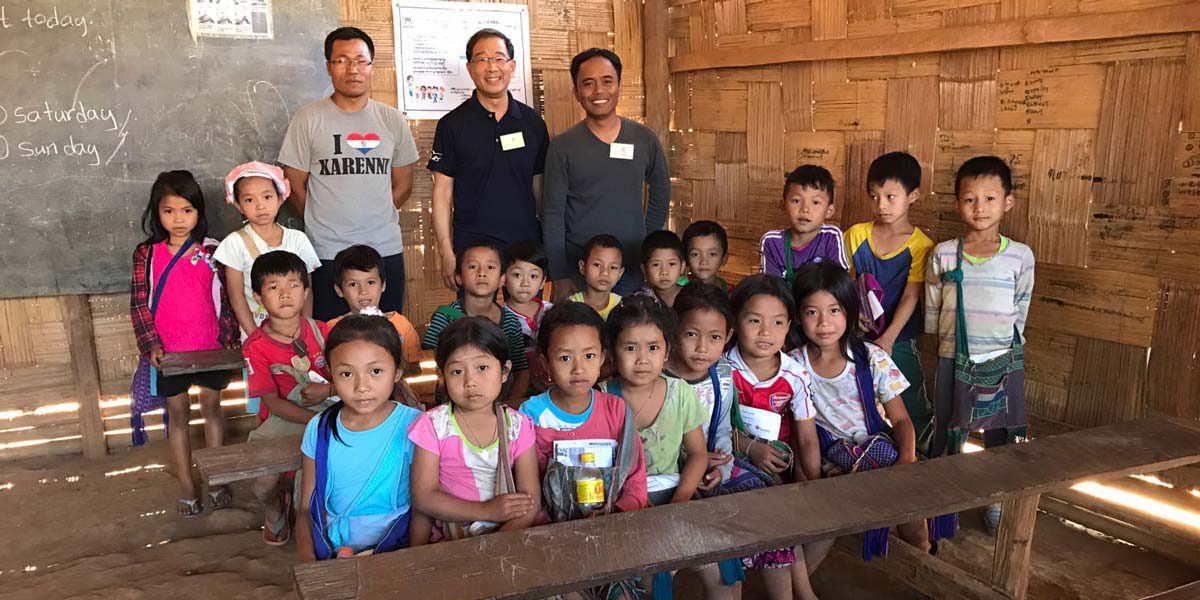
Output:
[640, 230, 685, 264]
[466, 28, 515, 60]
[324, 26, 375, 60]
[673, 282, 735, 332]
[537, 301, 607, 356]
[582, 234, 623, 263]
[570, 48, 623, 85]
[784, 165, 836, 205]
[502, 241, 548, 274]
[455, 240, 504, 274]
[866, 151, 921, 195]
[334, 244, 386, 286]
[251, 250, 310, 294]
[682, 220, 729, 256]
[955, 155, 1014, 197]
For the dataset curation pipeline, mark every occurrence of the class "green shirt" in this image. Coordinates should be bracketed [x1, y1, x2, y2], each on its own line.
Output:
[602, 376, 706, 476]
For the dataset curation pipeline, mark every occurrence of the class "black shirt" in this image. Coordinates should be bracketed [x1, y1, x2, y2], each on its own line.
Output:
[427, 92, 549, 251]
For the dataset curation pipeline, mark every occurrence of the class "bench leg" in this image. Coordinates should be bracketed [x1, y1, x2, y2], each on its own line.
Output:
[991, 494, 1040, 599]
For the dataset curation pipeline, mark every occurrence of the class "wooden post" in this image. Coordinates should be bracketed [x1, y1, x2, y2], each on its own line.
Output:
[643, 0, 670, 148]
[63, 295, 107, 460]
[991, 494, 1041, 599]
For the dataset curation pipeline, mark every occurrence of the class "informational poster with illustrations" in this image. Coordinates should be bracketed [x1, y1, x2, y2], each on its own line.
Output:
[189, 0, 274, 40]
[392, 0, 531, 120]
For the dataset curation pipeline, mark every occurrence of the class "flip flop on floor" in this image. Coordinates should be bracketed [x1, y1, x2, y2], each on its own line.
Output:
[262, 490, 292, 546]
[207, 486, 233, 511]
[178, 497, 202, 518]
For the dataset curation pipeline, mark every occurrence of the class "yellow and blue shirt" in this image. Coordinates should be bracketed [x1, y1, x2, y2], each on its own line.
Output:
[845, 222, 934, 342]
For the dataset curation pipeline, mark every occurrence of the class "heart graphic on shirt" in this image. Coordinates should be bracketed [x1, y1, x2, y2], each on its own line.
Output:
[345, 132, 381, 155]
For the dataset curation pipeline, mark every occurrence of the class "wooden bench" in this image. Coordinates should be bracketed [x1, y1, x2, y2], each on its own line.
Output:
[1141, 580, 1200, 600]
[291, 417, 1200, 600]
[159, 348, 244, 376]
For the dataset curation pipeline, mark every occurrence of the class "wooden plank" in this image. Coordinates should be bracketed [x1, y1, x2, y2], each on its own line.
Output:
[1093, 58, 1185, 207]
[541, 69, 578, 137]
[158, 349, 243, 377]
[293, 418, 1200, 600]
[833, 537, 1009, 600]
[1141, 581, 1200, 600]
[781, 62, 813, 132]
[643, 0, 670, 147]
[783, 132, 846, 187]
[1038, 495, 1200, 570]
[1173, 131, 1200, 208]
[1065, 338, 1147, 428]
[1145, 279, 1200, 420]
[1185, 35, 1200, 130]
[194, 435, 303, 487]
[612, 0, 645, 119]
[716, 132, 748, 164]
[690, 87, 748, 131]
[811, 0, 847, 40]
[62, 295, 106, 460]
[1026, 129, 1095, 267]
[996, 64, 1105, 128]
[991, 494, 1040, 599]
[848, 53, 941, 80]
[812, 80, 887, 130]
[1088, 202, 1200, 284]
[1025, 263, 1159, 347]
[884, 76, 939, 199]
[1023, 329, 1076, 423]
[668, 130, 717, 180]
[1050, 487, 1200, 558]
[669, 4, 1200, 72]
[746, 0, 812, 31]
[841, 130, 886, 229]
[747, 82, 785, 183]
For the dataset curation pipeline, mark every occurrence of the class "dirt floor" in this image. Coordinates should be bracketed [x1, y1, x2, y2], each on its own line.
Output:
[0, 438, 1195, 599]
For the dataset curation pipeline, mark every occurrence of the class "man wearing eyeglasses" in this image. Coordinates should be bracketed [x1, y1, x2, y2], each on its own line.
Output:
[279, 27, 419, 320]
[428, 28, 550, 291]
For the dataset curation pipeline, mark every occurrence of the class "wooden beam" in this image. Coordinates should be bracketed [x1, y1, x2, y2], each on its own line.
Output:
[834, 537, 1008, 600]
[1141, 580, 1200, 600]
[62, 295, 106, 460]
[194, 435, 301, 486]
[669, 4, 1200, 73]
[159, 348, 243, 376]
[991, 494, 1040, 599]
[293, 418, 1200, 600]
[1038, 496, 1200, 570]
[643, 0, 669, 148]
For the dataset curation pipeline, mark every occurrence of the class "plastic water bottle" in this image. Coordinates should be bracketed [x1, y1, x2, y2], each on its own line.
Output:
[576, 452, 605, 510]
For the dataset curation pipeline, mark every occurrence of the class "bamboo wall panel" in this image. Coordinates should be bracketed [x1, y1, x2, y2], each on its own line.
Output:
[667, 0, 1200, 431]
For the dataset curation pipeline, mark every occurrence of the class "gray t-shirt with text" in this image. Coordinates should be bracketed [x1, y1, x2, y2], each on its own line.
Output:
[279, 98, 419, 259]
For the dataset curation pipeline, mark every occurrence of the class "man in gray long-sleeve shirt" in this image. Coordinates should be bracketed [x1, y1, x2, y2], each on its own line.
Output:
[543, 48, 670, 300]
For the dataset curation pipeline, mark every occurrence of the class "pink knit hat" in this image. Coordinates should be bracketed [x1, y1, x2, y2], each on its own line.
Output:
[224, 161, 291, 205]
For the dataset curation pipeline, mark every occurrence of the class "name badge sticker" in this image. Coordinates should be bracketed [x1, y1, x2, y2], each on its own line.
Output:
[499, 132, 526, 151]
[609, 142, 635, 160]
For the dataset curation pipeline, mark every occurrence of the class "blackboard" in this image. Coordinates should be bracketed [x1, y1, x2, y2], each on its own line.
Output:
[0, 0, 338, 297]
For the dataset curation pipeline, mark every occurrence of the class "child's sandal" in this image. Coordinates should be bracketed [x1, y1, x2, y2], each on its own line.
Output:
[178, 497, 203, 518]
[262, 491, 292, 546]
[207, 486, 233, 511]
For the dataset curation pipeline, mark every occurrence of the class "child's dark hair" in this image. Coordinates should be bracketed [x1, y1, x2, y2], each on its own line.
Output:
[537, 302, 606, 356]
[250, 250, 310, 294]
[955, 155, 1014, 197]
[321, 314, 407, 444]
[570, 48, 622, 85]
[232, 176, 285, 204]
[334, 244, 386, 286]
[324, 26, 374, 60]
[640, 230, 685, 264]
[606, 295, 677, 354]
[867, 151, 921, 195]
[502, 241, 548, 274]
[682, 220, 728, 256]
[729, 274, 795, 322]
[435, 317, 514, 403]
[141, 170, 208, 244]
[673, 282, 734, 333]
[466, 28, 515, 61]
[455, 240, 503, 274]
[582, 234, 623, 263]
[784, 165, 836, 205]
[790, 262, 865, 362]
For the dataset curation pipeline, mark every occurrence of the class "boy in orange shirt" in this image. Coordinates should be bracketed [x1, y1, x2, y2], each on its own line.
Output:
[327, 244, 422, 368]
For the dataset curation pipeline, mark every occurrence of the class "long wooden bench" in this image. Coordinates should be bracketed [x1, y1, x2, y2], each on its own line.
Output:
[159, 348, 244, 376]
[291, 417, 1200, 600]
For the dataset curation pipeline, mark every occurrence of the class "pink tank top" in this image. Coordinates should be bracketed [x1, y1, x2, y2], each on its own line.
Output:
[151, 241, 221, 353]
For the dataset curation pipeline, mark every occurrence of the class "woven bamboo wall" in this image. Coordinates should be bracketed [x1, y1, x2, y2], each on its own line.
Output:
[0, 0, 641, 463]
[662, 1, 1200, 440]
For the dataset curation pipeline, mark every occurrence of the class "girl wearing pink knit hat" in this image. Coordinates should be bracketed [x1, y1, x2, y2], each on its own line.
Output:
[214, 161, 321, 338]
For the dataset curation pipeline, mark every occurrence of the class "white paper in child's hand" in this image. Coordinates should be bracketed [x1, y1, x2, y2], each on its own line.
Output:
[307, 370, 329, 385]
[553, 439, 617, 467]
[739, 405, 782, 441]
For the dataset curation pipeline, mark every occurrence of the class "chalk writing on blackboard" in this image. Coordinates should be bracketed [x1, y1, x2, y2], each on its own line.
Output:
[0, 5, 90, 36]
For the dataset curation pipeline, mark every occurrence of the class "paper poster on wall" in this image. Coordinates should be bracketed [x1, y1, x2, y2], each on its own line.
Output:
[392, 0, 532, 120]
[188, 0, 275, 39]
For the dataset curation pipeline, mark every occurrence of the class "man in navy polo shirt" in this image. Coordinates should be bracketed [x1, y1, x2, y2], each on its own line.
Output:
[429, 28, 550, 291]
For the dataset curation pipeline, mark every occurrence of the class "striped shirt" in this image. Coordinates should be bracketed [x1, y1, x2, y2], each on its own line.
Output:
[421, 300, 529, 371]
[760, 225, 849, 277]
[924, 238, 1035, 361]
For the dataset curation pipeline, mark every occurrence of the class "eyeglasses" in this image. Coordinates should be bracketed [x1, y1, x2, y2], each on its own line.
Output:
[328, 58, 373, 70]
[470, 56, 512, 66]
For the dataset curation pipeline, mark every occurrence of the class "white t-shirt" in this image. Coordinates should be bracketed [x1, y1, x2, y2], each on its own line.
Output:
[213, 224, 321, 327]
[791, 343, 909, 444]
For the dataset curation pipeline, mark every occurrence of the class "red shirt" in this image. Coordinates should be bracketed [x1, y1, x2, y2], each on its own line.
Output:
[243, 319, 331, 421]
